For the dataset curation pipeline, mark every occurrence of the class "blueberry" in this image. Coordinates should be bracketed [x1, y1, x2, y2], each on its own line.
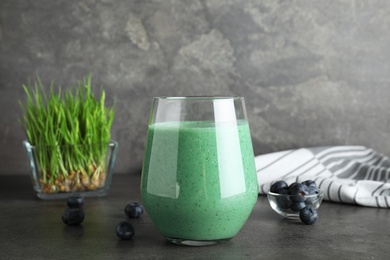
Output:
[66, 194, 85, 208]
[287, 182, 300, 194]
[302, 180, 318, 194]
[62, 208, 85, 226]
[276, 190, 292, 209]
[308, 187, 320, 195]
[305, 195, 317, 205]
[305, 189, 321, 205]
[116, 222, 135, 240]
[288, 183, 309, 202]
[125, 203, 144, 218]
[302, 179, 316, 188]
[270, 180, 288, 193]
[299, 206, 319, 225]
[290, 201, 306, 212]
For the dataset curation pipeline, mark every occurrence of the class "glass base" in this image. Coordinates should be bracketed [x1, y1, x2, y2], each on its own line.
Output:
[165, 237, 231, 246]
[36, 189, 108, 200]
[284, 214, 300, 219]
[23, 140, 118, 201]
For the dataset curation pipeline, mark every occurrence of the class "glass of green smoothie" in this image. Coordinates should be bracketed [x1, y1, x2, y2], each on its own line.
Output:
[141, 96, 258, 246]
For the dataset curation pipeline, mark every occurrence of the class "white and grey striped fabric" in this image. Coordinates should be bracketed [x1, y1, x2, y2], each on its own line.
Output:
[255, 146, 390, 208]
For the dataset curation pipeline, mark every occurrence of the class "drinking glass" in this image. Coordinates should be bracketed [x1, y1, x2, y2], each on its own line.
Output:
[141, 97, 258, 246]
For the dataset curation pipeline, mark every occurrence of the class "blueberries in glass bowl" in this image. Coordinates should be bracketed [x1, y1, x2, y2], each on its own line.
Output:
[267, 180, 323, 224]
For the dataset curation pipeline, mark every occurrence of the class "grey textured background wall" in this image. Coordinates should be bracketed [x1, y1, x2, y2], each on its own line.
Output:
[1, 0, 390, 175]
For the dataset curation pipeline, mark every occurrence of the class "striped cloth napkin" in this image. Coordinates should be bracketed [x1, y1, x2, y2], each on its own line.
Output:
[255, 146, 390, 208]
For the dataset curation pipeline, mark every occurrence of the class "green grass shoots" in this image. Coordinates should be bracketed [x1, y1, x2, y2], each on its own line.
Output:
[20, 74, 115, 193]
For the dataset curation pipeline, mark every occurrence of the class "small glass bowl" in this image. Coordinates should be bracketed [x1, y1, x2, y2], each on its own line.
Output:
[267, 190, 324, 219]
[23, 140, 118, 200]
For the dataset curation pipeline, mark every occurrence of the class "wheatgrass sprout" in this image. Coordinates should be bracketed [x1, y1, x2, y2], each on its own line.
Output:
[20, 74, 115, 193]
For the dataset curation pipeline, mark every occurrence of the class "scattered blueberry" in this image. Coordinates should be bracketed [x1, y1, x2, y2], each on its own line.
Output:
[299, 206, 319, 225]
[288, 183, 309, 202]
[125, 203, 144, 218]
[270, 180, 288, 193]
[66, 194, 85, 208]
[116, 222, 135, 240]
[62, 208, 85, 226]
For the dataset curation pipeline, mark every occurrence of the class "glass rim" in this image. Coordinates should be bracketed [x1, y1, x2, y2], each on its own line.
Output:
[23, 140, 118, 149]
[153, 96, 245, 102]
[267, 190, 324, 197]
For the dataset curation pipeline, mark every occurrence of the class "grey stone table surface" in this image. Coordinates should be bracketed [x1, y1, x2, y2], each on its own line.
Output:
[0, 174, 389, 260]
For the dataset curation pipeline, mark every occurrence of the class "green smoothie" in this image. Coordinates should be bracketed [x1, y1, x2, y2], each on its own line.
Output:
[141, 120, 258, 241]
